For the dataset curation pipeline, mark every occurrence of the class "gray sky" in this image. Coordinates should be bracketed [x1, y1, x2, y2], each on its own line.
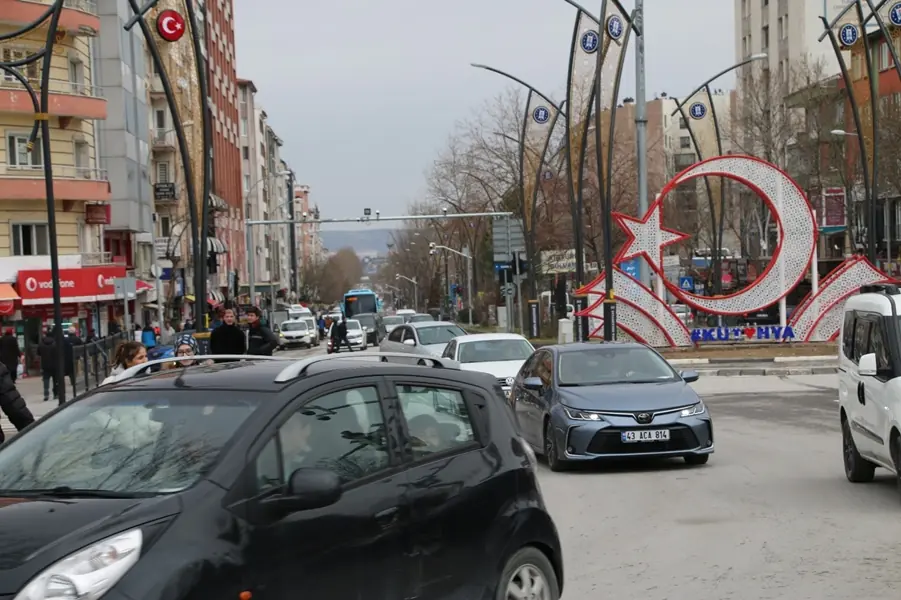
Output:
[234, 0, 734, 225]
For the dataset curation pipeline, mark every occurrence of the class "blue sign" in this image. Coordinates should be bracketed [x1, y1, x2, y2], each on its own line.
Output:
[891, 2, 901, 26]
[689, 102, 706, 120]
[691, 325, 795, 342]
[494, 262, 512, 271]
[839, 23, 859, 46]
[679, 276, 694, 292]
[618, 258, 639, 279]
[533, 106, 550, 124]
[694, 282, 705, 295]
[606, 15, 625, 40]
[581, 30, 599, 53]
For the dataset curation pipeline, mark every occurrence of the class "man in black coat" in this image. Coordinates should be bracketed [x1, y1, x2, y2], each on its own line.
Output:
[245, 307, 278, 356]
[0, 362, 34, 443]
[210, 308, 246, 355]
[0, 329, 21, 383]
[38, 329, 58, 402]
[63, 326, 83, 397]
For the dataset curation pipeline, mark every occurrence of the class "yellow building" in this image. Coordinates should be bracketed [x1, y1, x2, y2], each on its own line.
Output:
[0, 0, 109, 258]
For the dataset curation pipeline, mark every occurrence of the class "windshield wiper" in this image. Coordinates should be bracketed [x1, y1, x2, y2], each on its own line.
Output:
[4, 487, 151, 499]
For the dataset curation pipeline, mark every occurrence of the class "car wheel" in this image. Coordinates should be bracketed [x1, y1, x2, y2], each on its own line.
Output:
[843, 417, 875, 482]
[496, 547, 559, 600]
[683, 454, 709, 466]
[544, 420, 568, 472]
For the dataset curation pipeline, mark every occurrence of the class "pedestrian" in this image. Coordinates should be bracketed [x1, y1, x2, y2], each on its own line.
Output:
[162, 320, 176, 344]
[336, 317, 354, 352]
[38, 328, 58, 402]
[101, 341, 148, 385]
[245, 307, 278, 356]
[0, 359, 34, 444]
[210, 308, 246, 355]
[141, 322, 157, 348]
[63, 326, 83, 398]
[165, 334, 212, 369]
[209, 308, 224, 331]
[318, 315, 326, 340]
[0, 328, 21, 384]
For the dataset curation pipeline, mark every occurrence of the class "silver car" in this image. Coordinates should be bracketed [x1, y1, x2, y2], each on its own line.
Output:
[380, 321, 467, 363]
[382, 314, 405, 335]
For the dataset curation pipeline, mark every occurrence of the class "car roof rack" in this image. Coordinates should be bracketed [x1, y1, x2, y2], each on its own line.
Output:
[109, 355, 286, 384]
[273, 352, 459, 383]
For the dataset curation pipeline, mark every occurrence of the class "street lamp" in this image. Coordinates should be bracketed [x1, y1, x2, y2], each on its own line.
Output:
[430, 243, 473, 326]
[245, 170, 291, 310]
[395, 274, 418, 311]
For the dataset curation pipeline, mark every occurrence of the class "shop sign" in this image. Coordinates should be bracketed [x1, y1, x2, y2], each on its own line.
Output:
[21, 304, 80, 319]
[0, 300, 13, 316]
[690, 325, 796, 342]
[16, 266, 127, 304]
[84, 203, 110, 225]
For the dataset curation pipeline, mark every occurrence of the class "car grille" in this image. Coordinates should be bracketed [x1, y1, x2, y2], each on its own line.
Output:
[586, 424, 699, 454]
[496, 377, 511, 387]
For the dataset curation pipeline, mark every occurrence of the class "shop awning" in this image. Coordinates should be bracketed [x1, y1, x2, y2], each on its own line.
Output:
[206, 237, 227, 253]
[0, 283, 19, 302]
[208, 193, 228, 211]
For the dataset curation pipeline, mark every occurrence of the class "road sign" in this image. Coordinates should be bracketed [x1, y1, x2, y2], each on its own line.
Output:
[694, 282, 705, 294]
[503, 282, 515, 297]
[492, 217, 526, 263]
[618, 259, 639, 279]
[679, 276, 694, 292]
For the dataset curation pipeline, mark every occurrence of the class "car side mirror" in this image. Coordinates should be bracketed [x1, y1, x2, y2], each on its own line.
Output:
[859, 353, 878, 377]
[523, 376, 543, 391]
[403, 338, 416, 346]
[261, 468, 342, 518]
[680, 370, 700, 383]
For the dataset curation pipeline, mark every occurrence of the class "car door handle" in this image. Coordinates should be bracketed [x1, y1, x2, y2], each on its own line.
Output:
[407, 488, 449, 507]
[374, 506, 401, 527]
[858, 381, 866, 405]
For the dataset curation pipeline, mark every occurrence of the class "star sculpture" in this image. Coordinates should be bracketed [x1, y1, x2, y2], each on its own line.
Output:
[612, 200, 688, 275]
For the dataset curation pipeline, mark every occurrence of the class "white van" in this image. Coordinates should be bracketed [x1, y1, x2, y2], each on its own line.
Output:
[838, 284, 901, 490]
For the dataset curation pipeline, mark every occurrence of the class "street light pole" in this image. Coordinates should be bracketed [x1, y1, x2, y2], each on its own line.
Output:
[396, 274, 418, 311]
[634, 0, 650, 288]
[431, 244, 474, 326]
[245, 170, 290, 309]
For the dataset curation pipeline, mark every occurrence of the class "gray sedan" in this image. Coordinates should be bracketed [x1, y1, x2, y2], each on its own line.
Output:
[380, 321, 467, 363]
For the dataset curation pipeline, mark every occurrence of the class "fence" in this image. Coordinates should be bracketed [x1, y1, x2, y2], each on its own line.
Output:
[72, 333, 127, 394]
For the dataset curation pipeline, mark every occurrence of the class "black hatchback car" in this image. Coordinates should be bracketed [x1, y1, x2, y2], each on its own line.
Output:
[0, 354, 563, 600]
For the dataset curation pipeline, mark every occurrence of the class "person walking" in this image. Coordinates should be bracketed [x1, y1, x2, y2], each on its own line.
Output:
[38, 328, 58, 402]
[245, 307, 278, 356]
[0, 329, 21, 384]
[210, 308, 246, 355]
[63, 326, 83, 398]
[336, 317, 354, 352]
[0, 359, 34, 444]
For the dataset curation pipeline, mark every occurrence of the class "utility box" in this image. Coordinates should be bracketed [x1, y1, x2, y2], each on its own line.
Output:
[557, 318, 573, 344]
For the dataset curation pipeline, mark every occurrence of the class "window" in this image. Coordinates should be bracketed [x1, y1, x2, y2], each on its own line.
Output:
[240, 118, 247, 136]
[679, 116, 687, 129]
[253, 386, 389, 489]
[11, 223, 50, 256]
[74, 140, 89, 171]
[243, 174, 250, 192]
[1, 47, 38, 79]
[842, 311, 855, 359]
[388, 326, 404, 343]
[680, 136, 691, 149]
[534, 351, 553, 386]
[6, 134, 42, 167]
[869, 320, 891, 376]
[762, 25, 769, 50]
[396, 384, 476, 459]
[156, 161, 170, 183]
[155, 109, 166, 130]
[242, 145, 249, 160]
[159, 214, 171, 237]
[853, 317, 871, 363]
[68, 59, 84, 93]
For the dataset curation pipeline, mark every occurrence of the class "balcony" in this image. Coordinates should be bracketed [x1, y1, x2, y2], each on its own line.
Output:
[0, 163, 110, 201]
[0, 78, 106, 120]
[0, 0, 99, 36]
[151, 128, 176, 150]
[153, 182, 177, 202]
[149, 74, 164, 97]
[80, 251, 114, 266]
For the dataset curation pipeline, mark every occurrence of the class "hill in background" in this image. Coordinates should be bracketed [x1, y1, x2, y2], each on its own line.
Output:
[320, 228, 397, 256]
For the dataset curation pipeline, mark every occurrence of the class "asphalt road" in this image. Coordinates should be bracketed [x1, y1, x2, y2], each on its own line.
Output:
[541, 374, 901, 599]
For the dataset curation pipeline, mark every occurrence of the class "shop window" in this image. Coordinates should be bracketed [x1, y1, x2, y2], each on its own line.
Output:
[12, 224, 50, 256]
[6, 134, 42, 167]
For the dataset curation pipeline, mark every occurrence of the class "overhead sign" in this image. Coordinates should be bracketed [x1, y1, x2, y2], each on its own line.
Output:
[157, 10, 186, 42]
[492, 218, 526, 263]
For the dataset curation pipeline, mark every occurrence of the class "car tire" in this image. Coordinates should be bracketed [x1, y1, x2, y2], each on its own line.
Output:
[544, 420, 568, 472]
[496, 546, 560, 600]
[843, 417, 875, 483]
[683, 454, 709, 466]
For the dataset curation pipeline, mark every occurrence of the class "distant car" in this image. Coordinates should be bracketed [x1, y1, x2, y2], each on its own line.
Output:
[326, 320, 367, 353]
[355, 312, 386, 345]
[395, 309, 416, 318]
[407, 313, 436, 323]
[442, 333, 535, 399]
[300, 316, 321, 346]
[279, 319, 314, 349]
[382, 314, 405, 334]
[510, 342, 711, 472]
[380, 321, 467, 363]
[670, 304, 692, 327]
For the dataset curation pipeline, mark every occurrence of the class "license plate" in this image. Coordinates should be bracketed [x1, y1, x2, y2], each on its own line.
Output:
[503, 389, 511, 398]
[621, 429, 670, 443]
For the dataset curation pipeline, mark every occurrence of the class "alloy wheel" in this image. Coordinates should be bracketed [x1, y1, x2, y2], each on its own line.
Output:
[505, 564, 551, 600]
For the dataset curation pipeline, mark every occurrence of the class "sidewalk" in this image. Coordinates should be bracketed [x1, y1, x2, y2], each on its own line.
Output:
[1, 375, 70, 436]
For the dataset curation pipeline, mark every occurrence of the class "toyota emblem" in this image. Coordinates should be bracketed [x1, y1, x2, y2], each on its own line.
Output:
[25, 277, 37, 292]
[635, 413, 652, 424]
[505, 377, 515, 386]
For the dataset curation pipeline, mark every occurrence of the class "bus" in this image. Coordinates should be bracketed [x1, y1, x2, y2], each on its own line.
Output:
[343, 289, 378, 318]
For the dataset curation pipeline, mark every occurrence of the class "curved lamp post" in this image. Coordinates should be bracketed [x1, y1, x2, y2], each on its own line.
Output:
[430, 244, 474, 326]
[245, 170, 291, 309]
[395, 274, 418, 311]
[669, 53, 767, 295]
[0, 0, 68, 403]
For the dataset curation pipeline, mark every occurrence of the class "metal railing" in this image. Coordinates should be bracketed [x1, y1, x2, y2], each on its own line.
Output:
[0, 163, 109, 181]
[80, 251, 113, 265]
[0, 76, 103, 98]
[152, 128, 175, 146]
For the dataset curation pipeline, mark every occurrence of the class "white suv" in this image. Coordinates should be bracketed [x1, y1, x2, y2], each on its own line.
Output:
[838, 284, 901, 492]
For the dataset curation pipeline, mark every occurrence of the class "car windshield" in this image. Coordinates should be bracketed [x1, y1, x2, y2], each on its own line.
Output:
[346, 320, 362, 330]
[458, 339, 534, 363]
[282, 321, 307, 331]
[383, 316, 404, 325]
[356, 315, 376, 328]
[0, 391, 259, 496]
[557, 347, 678, 386]
[409, 314, 434, 323]
[417, 325, 467, 345]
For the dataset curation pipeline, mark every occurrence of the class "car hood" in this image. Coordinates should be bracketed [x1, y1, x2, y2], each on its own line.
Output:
[421, 343, 447, 355]
[0, 493, 181, 590]
[558, 380, 699, 412]
[460, 360, 524, 379]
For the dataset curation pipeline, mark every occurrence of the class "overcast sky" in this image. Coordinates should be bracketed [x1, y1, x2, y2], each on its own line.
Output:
[234, 0, 734, 225]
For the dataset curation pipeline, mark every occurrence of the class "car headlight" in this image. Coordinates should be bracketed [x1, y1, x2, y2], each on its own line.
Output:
[562, 406, 605, 421]
[15, 528, 143, 600]
[680, 401, 706, 417]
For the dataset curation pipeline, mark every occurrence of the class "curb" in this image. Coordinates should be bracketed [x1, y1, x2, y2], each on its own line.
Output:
[668, 355, 833, 366]
[694, 366, 839, 377]
[668, 358, 709, 365]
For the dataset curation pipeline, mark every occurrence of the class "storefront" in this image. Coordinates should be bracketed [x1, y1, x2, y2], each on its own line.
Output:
[14, 265, 128, 371]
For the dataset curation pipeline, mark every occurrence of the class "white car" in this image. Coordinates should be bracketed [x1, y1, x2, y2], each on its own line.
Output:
[279, 319, 314, 348]
[382, 314, 405, 334]
[838, 284, 901, 494]
[300, 316, 321, 346]
[327, 319, 368, 353]
[441, 333, 535, 398]
[380, 321, 467, 363]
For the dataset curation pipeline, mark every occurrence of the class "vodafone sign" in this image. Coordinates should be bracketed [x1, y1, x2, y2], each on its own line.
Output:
[16, 266, 127, 305]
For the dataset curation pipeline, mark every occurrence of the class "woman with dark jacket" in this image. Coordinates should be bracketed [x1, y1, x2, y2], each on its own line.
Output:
[0, 361, 34, 443]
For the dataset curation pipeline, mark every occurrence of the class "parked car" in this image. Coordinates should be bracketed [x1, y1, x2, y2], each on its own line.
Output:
[442, 333, 535, 399]
[380, 321, 467, 364]
[0, 354, 564, 599]
[326, 319, 367, 353]
[355, 312, 386, 345]
[279, 318, 315, 348]
[300, 316, 321, 347]
[509, 342, 711, 471]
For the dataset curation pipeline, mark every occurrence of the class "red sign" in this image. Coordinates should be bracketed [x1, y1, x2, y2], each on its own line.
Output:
[0, 301, 13, 316]
[822, 188, 846, 228]
[16, 266, 127, 305]
[84, 203, 110, 225]
[21, 305, 80, 319]
[156, 10, 186, 42]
